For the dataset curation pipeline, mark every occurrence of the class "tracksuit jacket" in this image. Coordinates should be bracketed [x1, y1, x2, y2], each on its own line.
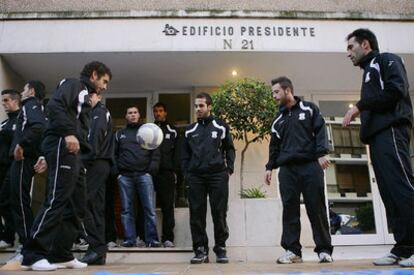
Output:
[265, 97, 329, 170]
[181, 116, 235, 175]
[84, 102, 113, 162]
[154, 120, 178, 171]
[0, 110, 19, 166]
[44, 76, 95, 154]
[114, 123, 160, 176]
[10, 97, 46, 159]
[355, 50, 412, 144]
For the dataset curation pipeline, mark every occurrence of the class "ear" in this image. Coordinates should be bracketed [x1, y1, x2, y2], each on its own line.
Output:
[207, 104, 212, 112]
[91, 71, 98, 81]
[361, 39, 371, 51]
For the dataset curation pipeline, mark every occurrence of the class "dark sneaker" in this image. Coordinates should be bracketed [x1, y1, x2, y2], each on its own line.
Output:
[121, 241, 135, 248]
[214, 247, 229, 264]
[190, 247, 209, 264]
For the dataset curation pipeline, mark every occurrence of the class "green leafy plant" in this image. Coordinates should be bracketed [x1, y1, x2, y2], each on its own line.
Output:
[212, 78, 278, 195]
[240, 185, 266, 199]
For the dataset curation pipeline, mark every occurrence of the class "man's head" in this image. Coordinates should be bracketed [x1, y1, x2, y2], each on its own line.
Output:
[271, 76, 294, 106]
[81, 61, 112, 94]
[89, 93, 102, 108]
[346, 28, 379, 66]
[125, 106, 140, 124]
[21, 80, 46, 101]
[153, 102, 167, 122]
[1, 89, 20, 113]
[195, 92, 212, 119]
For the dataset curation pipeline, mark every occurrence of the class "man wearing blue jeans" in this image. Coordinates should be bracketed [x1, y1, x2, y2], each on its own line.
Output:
[114, 106, 161, 247]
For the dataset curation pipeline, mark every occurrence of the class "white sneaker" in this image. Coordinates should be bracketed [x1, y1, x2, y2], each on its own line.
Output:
[55, 258, 88, 269]
[7, 252, 23, 263]
[277, 250, 303, 264]
[319, 252, 333, 263]
[373, 253, 403, 266]
[107, 241, 118, 248]
[163, 240, 175, 248]
[0, 240, 12, 249]
[399, 255, 414, 267]
[23, 259, 57, 271]
[72, 238, 89, 250]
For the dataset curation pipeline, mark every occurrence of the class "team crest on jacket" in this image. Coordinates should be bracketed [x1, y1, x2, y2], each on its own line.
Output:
[165, 133, 170, 139]
[299, 113, 306, 120]
[212, 131, 218, 138]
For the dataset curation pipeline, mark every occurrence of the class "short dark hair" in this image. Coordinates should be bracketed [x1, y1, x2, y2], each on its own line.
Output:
[153, 102, 167, 112]
[126, 105, 139, 114]
[27, 80, 46, 100]
[80, 61, 112, 80]
[271, 76, 294, 94]
[346, 28, 379, 52]
[1, 89, 21, 101]
[196, 92, 213, 106]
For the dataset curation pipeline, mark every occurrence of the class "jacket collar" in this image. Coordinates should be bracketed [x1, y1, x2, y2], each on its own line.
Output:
[80, 76, 97, 93]
[197, 115, 213, 125]
[279, 96, 302, 113]
[7, 109, 20, 119]
[126, 122, 141, 129]
[359, 50, 379, 69]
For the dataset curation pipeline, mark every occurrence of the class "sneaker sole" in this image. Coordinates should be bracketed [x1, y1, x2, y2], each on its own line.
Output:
[277, 259, 303, 264]
[190, 257, 209, 264]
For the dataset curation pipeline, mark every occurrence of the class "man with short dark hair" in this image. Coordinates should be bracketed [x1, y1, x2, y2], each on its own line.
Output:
[114, 106, 161, 248]
[21, 61, 112, 271]
[0, 89, 20, 249]
[153, 102, 178, 248]
[343, 28, 414, 267]
[265, 76, 333, 264]
[9, 81, 47, 249]
[182, 92, 235, 264]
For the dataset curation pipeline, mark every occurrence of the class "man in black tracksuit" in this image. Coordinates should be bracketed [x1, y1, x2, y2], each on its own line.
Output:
[21, 61, 112, 271]
[264, 77, 333, 264]
[9, 81, 47, 247]
[0, 89, 20, 249]
[80, 93, 113, 265]
[182, 92, 235, 264]
[153, 102, 178, 247]
[344, 29, 414, 267]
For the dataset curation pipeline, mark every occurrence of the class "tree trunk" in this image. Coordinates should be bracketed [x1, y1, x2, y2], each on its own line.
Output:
[240, 132, 251, 194]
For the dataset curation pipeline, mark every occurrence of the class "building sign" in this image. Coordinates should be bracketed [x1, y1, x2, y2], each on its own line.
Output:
[0, 18, 413, 53]
[162, 23, 316, 50]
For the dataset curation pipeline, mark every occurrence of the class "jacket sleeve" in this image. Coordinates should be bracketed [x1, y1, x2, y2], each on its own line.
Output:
[223, 123, 235, 174]
[312, 104, 329, 158]
[181, 129, 191, 175]
[148, 148, 161, 175]
[112, 130, 121, 176]
[48, 81, 81, 137]
[18, 103, 46, 151]
[88, 107, 110, 159]
[265, 132, 280, 170]
[356, 54, 406, 113]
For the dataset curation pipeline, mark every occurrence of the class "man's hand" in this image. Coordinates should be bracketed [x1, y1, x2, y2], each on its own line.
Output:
[264, 170, 272, 185]
[14, 144, 24, 161]
[318, 156, 331, 170]
[342, 106, 360, 127]
[34, 157, 47, 174]
[65, 135, 80, 154]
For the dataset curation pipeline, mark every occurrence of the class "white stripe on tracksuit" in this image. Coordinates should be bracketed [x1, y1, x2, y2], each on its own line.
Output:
[391, 127, 414, 192]
[33, 138, 62, 238]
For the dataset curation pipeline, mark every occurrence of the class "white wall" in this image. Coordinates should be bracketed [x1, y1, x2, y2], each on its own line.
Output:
[0, 56, 24, 120]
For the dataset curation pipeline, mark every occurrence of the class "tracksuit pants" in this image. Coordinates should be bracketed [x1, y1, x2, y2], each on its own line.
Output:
[0, 165, 15, 245]
[369, 125, 414, 258]
[187, 170, 229, 252]
[22, 136, 86, 265]
[10, 157, 37, 245]
[84, 159, 111, 255]
[154, 170, 176, 242]
[279, 161, 333, 256]
[105, 174, 118, 243]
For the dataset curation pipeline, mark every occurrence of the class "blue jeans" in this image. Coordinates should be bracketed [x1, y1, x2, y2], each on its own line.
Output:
[118, 173, 159, 244]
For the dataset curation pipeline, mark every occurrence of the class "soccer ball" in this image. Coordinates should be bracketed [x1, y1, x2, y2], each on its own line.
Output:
[136, 123, 164, 150]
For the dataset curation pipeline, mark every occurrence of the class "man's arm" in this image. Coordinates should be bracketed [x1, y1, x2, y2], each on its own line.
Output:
[223, 123, 235, 175]
[264, 132, 280, 185]
[312, 104, 330, 169]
